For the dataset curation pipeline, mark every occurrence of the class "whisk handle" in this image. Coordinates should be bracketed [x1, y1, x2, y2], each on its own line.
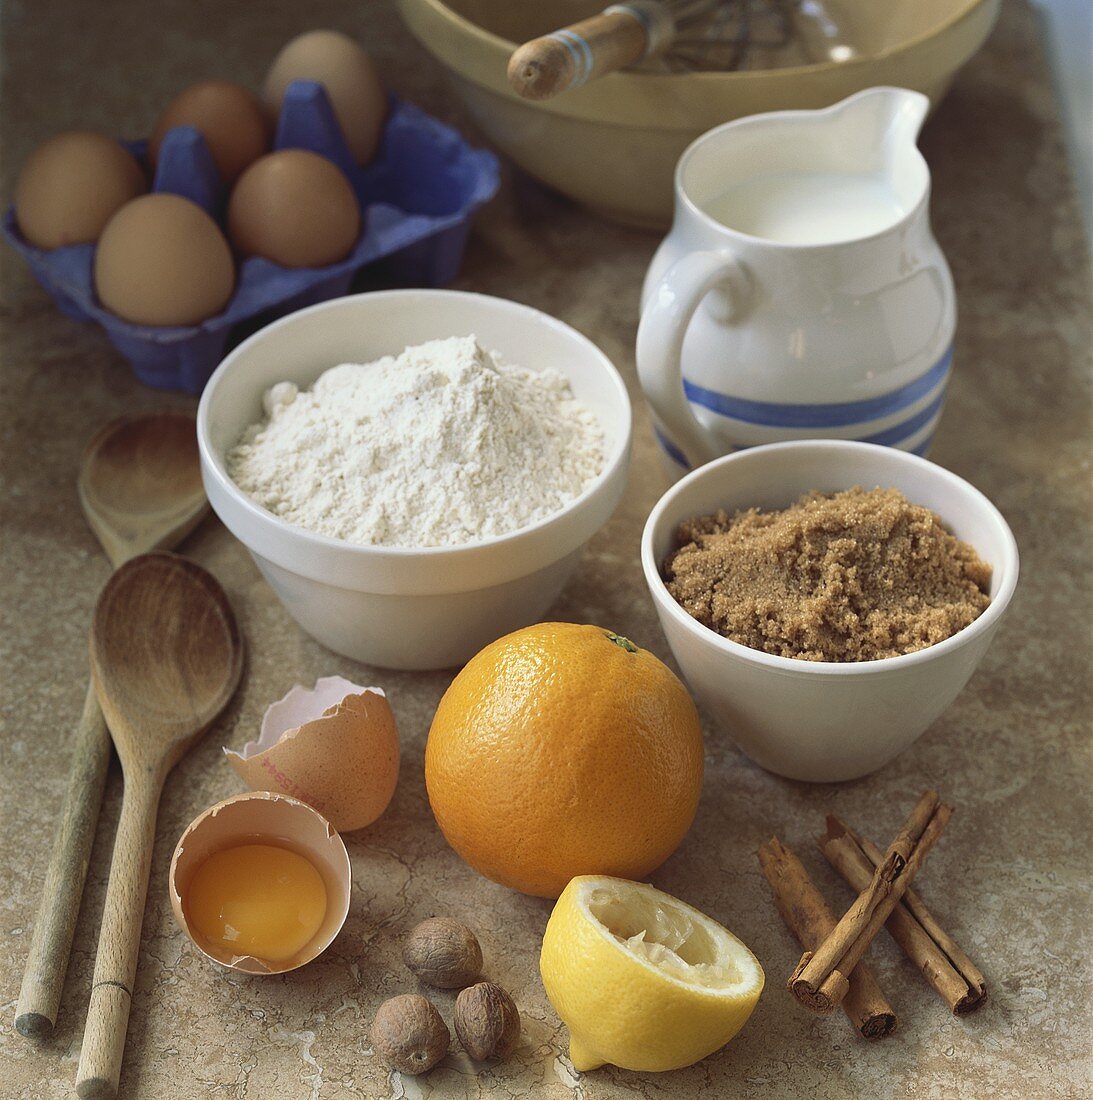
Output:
[508, 3, 675, 101]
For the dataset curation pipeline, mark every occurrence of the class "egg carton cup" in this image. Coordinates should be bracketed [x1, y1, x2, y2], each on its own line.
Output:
[2, 82, 500, 393]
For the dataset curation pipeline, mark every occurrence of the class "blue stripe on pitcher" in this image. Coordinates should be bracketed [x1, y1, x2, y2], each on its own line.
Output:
[857, 389, 946, 447]
[654, 428, 692, 470]
[654, 345, 952, 470]
[681, 346, 953, 429]
[655, 417, 940, 471]
[910, 431, 936, 457]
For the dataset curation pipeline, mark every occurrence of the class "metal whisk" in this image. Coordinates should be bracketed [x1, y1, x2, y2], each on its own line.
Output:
[507, 0, 855, 101]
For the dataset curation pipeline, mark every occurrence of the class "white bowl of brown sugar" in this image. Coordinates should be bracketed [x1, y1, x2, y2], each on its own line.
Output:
[641, 440, 1019, 782]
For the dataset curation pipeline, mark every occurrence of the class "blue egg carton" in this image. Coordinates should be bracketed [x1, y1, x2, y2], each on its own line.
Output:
[2, 82, 500, 393]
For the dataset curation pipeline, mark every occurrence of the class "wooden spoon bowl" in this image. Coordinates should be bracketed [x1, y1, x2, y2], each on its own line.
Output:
[90, 553, 242, 764]
[78, 412, 208, 569]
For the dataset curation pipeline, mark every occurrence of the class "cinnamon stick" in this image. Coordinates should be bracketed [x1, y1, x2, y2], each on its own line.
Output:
[819, 816, 987, 1014]
[789, 790, 953, 1014]
[759, 837, 897, 1039]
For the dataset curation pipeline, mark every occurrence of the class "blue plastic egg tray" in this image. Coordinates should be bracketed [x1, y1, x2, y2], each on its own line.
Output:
[2, 82, 500, 393]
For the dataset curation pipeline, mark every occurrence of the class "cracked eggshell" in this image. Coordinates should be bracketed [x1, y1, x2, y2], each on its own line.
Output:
[225, 675, 399, 831]
[169, 791, 351, 975]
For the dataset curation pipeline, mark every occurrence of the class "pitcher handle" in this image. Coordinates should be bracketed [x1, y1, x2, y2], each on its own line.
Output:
[637, 249, 746, 469]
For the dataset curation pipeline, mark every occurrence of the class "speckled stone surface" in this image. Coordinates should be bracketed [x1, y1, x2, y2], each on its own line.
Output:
[2, 2, 1090, 1098]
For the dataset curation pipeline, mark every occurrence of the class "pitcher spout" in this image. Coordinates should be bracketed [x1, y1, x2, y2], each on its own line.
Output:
[844, 85, 929, 146]
[828, 86, 929, 155]
[827, 87, 931, 217]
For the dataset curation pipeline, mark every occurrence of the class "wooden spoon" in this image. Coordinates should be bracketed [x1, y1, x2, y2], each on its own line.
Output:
[16, 414, 209, 1039]
[75, 552, 243, 1099]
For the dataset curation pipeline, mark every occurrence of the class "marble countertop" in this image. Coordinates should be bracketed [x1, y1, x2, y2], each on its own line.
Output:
[2, 2, 1090, 1097]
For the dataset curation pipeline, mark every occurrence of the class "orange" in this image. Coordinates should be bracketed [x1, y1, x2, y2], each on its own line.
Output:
[425, 623, 704, 898]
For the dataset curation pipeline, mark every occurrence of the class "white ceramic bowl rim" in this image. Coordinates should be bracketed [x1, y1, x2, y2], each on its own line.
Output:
[641, 440, 1020, 677]
[197, 289, 632, 562]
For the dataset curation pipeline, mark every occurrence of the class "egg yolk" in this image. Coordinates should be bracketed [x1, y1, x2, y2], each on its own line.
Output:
[185, 843, 327, 964]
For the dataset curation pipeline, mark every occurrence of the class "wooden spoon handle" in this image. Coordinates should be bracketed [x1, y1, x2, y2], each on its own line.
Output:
[507, 3, 675, 100]
[76, 772, 162, 1099]
[15, 682, 112, 1037]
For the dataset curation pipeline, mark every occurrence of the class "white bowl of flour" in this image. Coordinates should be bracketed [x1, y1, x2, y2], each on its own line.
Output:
[197, 290, 631, 669]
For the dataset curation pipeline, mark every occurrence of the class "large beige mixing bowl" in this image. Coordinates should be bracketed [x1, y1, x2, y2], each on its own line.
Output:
[397, 0, 1000, 227]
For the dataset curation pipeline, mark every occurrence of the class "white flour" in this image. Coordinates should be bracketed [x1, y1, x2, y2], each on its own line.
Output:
[228, 335, 605, 548]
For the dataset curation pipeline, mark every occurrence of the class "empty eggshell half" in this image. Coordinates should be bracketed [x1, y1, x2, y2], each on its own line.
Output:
[225, 676, 399, 832]
[169, 791, 351, 975]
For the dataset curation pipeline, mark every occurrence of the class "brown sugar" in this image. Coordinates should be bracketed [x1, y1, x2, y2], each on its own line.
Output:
[663, 487, 992, 662]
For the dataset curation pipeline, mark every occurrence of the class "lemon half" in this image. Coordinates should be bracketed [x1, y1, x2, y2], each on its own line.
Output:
[540, 875, 764, 1072]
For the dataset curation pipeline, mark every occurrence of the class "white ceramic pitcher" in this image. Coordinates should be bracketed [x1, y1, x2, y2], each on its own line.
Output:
[637, 87, 955, 475]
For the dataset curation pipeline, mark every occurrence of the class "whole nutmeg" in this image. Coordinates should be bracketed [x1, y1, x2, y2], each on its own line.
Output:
[454, 982, 521, 1061]
[370, 994, 449, 1075]
[403, 917, 483, 989]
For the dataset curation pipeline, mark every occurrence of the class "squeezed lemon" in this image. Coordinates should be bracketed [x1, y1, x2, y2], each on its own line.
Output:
[540, 875, 764, 1072]
[185, 843, 327, 964]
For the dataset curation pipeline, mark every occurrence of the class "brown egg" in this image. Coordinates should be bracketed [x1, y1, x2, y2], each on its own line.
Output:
[263, 30, 386, 165]
[150, 80, 269, 186]
[14, 131, 145, 249]
[94, 194, 235, 326]
[227, 150, 360, 268]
